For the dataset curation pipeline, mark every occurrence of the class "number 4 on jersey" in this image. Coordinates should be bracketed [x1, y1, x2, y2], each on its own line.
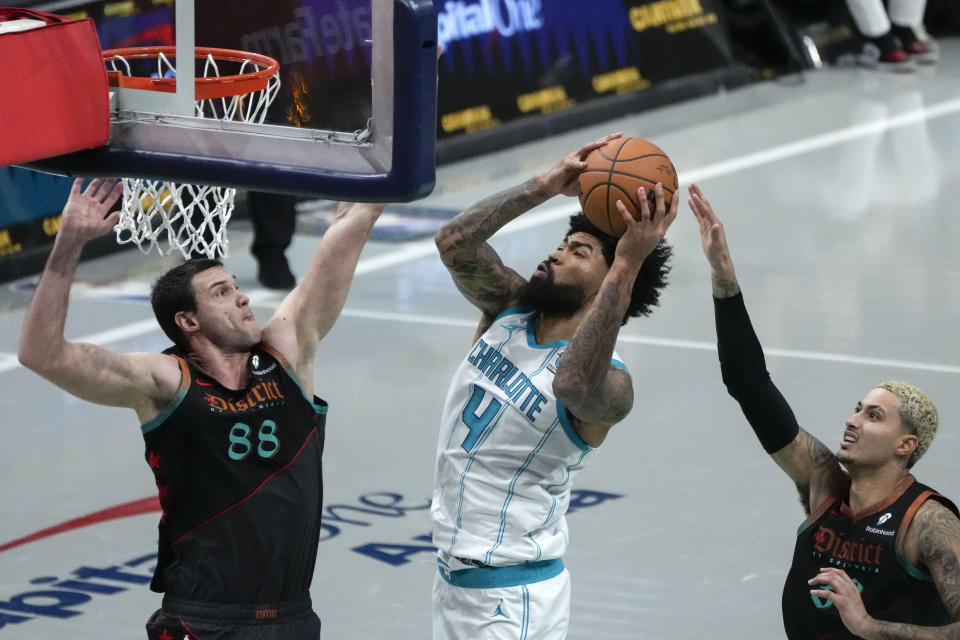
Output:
[460, 385, 502, 452]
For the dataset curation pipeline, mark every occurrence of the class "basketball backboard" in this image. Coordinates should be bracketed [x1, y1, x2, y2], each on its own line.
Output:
[22, 0, 437, 202]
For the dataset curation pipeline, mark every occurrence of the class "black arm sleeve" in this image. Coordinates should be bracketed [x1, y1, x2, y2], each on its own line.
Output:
[713, 293, 800, 454]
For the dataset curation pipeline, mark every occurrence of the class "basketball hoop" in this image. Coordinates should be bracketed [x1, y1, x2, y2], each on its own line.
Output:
[103, 46, 280, 259]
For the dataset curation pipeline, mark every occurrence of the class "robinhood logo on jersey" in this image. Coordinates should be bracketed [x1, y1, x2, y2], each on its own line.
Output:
[250, 355, 277, 376]
[204, 380, 286, 414]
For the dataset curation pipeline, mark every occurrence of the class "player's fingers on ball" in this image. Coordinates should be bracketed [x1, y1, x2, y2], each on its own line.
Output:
[615, 200, 634, 226]
[637, 187, 651, 219]
[578, 141, 599, 157]
[654, 183, 666, 215]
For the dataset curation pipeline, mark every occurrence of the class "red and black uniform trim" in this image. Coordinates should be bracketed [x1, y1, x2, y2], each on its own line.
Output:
[782, 475, 959, 638]
[142, 342, 326, 607]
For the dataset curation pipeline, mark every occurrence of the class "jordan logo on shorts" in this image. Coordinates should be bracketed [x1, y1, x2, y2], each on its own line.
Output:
[491, 599, 510, 619]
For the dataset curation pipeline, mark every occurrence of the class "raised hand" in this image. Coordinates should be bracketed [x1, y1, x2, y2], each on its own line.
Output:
[59, 178, 123, 244]
[613, 181, 678, 270]
[539, 133, 622, 198]
[687, 183, 738, 296]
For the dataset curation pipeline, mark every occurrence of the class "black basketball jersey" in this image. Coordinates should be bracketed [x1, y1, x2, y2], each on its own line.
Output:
[142, 343, 327, 604]
[782, 475, 958, 638]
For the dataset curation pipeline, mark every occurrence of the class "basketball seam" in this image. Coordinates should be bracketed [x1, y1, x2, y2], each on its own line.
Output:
[605, 142, 630, 234]
[608, 183, 638, 205]
[605, 153, 670, 162]
[596, 138, 630, 162]
[578, 171, 676, 193]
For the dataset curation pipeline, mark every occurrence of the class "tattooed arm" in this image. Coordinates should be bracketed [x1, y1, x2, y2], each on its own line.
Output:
[772, 430, 848, 515]
[810, 500, 960, 639]
[689, 184, 846, 514]
[435, 135, 620, 337]
[554, 183, 677, 447]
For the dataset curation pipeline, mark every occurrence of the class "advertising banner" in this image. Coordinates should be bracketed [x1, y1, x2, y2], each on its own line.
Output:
[435, 0, 738, 140]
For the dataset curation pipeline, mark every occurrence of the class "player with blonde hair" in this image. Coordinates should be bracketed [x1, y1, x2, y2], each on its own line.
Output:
[689, 182, 960, 638]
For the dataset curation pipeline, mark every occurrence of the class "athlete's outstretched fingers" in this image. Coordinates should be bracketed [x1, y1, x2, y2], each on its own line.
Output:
[84, 178, 104, 198]
[661, 184, 680, 231]
[637, 186, 651, 221]
[615, 199, 632, 228]
[106, 180, 124, 208]
[97, 178, 122, 204]
[576, 132, 622, 160]
[652, 183, 666, 222]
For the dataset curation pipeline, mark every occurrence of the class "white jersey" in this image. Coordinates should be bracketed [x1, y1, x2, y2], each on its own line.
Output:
[431, 306, 627, 566]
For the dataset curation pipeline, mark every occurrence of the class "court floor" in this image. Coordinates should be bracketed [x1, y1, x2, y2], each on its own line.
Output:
[2, 42, 960, 639]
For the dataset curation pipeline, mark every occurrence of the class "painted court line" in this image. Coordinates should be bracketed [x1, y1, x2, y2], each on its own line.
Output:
[352, 203, 583, 275]
[339, 308, 960, 375]
[612, 334, 960, 375]
[3, 96, 960, 378]
[352, 95, 960, 276]
[5, 307, 957, 375]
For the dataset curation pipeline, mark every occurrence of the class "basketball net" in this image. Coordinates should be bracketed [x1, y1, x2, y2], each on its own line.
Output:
[107, 50, 280, 259]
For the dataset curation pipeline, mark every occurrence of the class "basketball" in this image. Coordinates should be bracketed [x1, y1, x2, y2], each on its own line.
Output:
[578, 137, 678, 236]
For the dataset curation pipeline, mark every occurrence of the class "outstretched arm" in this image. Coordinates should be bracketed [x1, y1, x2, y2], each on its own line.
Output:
[689, 184, 845, 514]
[263, 201, 386, 395]
[435, 134, 621, 335]
[17, 179, 181, 421]
[808, 500, 960, 638]
[554, 183, 677, 447]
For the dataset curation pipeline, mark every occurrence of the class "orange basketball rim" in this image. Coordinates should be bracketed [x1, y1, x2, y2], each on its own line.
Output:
[103, 46, 280, 101]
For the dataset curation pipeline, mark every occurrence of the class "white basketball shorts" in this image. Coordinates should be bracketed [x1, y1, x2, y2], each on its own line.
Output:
[432, 554, 570, 640]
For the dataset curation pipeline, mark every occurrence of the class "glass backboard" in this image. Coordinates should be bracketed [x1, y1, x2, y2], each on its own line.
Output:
[21, 0, 438, 202]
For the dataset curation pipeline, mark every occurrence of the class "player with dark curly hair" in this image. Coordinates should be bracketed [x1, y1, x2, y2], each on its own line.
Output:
[430, 134, 676, 639]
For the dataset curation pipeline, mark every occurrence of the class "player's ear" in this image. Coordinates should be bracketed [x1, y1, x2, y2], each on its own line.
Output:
[896, 433, 919, 459]
[175, 310, 200, 337]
